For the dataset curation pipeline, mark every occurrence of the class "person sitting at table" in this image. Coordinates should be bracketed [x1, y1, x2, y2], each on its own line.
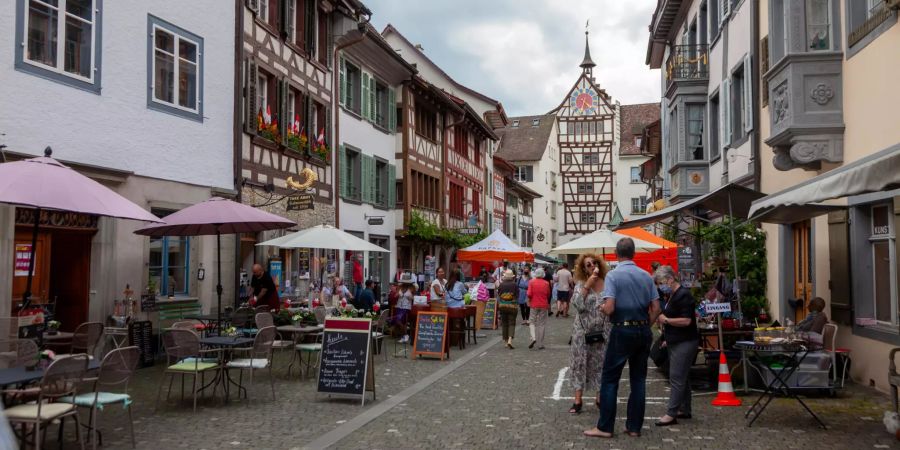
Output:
[445, 269, 467, 308]
[250, 264, 280, 311]
[797, 297, 828, 336]
[355, 280, 376, 312]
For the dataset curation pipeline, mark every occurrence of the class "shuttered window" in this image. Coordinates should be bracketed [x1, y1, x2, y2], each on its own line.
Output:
[340, 146, 361, 202]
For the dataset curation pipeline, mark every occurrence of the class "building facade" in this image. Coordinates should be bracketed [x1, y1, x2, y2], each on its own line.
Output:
[0, 0, 237, 326]
[616, 103, 661, 221]
[758, 0, 900, 392]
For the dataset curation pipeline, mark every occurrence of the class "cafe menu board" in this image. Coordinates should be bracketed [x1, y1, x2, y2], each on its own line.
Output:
[140, 294, 157, 312]
[412, 311, 448, 360]
[316, 318, 375, 405]
[481, 299, 498, 330]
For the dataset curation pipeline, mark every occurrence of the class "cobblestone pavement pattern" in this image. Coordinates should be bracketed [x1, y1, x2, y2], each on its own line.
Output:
[39, 316, 899, 449]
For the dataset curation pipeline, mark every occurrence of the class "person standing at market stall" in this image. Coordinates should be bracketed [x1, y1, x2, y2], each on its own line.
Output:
[517, 266, 532, 326]
[527, 268, 552, 349]
[497, 269, 519, 349]
[568, 253, 610, 414]
[250, 264, 280, 311]
[430, 267, 447, 303]
[445, 269, 467, 308]
[653, 265, 699, 426]
[395, 274, 417, 343]
[584, 238, 660, 439]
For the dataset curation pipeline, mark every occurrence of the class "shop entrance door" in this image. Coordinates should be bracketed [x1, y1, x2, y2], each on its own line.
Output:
[49, 231, 92, 332]
[792, 220, 813, 323]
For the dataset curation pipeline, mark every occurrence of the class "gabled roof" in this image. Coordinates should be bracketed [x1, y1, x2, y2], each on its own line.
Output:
[620, 103, 661, 156]
[382, 24, 507, 120]
[494, 115, 555, 162]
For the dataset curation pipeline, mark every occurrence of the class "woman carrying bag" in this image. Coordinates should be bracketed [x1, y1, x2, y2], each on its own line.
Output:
[568, 253, 610, 414]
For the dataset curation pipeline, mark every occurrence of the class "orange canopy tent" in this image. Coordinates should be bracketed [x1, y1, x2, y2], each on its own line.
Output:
[456, 229, 534, 263]
[616, 227, 678, 248]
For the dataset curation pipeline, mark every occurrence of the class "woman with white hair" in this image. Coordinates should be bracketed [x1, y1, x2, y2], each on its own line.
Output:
[653, 265, 699, 426]
[527, 267, 552, 349]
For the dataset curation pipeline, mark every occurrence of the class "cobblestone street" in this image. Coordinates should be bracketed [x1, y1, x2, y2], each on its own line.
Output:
[46, 317, 898, 449]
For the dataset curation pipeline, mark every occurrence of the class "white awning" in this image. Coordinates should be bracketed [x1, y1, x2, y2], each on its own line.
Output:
[749, 144, 900, 218]
[611, 183, 765, 230]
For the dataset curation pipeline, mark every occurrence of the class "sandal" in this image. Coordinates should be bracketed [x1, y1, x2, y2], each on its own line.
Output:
[583, 428, 612, 438]
[568, 402, 583, 414]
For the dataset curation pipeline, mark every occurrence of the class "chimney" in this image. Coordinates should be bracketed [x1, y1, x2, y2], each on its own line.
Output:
[415, 44, 424, 52]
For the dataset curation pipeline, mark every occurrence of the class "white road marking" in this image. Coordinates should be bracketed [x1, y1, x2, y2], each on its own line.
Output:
[551, 367, 569, 400]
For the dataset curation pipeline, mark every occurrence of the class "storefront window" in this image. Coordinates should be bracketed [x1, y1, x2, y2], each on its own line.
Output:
[869, 204, 896, 326]
[149, 208, 190, 296]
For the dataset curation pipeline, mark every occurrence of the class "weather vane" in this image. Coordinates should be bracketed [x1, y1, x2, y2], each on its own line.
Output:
[585, 19, 590, 33]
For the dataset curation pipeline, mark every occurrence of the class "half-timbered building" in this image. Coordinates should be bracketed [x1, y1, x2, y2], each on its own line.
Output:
[553, 33, 617, 236]
[238, 0, 368, 294]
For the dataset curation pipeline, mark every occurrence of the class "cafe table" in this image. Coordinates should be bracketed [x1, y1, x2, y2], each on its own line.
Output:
[277, 324, 323, 377]
[199, 336, 253, 401]
[735, 341, 827, 429]
[0, 359, 101, 390]
[41, 331, 74, 342]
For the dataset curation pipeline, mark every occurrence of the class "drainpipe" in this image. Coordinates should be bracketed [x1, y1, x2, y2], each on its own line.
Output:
[333, 17, 370, 229]
[751, 0, 762, 192]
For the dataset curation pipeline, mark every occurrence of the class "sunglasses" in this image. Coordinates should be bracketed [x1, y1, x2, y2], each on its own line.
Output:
[584, 261, 595, 267]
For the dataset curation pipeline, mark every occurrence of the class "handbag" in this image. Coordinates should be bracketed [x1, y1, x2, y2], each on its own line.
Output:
[578, 311, 605, 344]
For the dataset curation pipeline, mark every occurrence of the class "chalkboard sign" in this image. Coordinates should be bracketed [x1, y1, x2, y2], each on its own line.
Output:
[128, 321, 154, 368]
[316, 318, 375, 405]
[412, 311, 448, 360]
[140, 294, 157, 312]
[481, 299, 497, 330]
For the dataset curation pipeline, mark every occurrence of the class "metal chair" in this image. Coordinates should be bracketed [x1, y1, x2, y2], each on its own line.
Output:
[226, 326, 276, 402]
[48, 322, 105, 359]
[14, 339, 39, 368]
[313, 306, 327, 324]
[371, 310, 390, 361]
[59, 346, 140, 449]
[295, 331, 323, 379]
[255, 313, 293, 357]
[155, 329, 221, 412]
[823, 323, 851, 388]
[891, 347, 900, 413]
[4, 354, 89, 449]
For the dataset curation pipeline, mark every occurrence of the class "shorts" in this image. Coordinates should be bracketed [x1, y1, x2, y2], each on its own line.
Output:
[556, 290, 571, 302]
[393, 308, 410, 327]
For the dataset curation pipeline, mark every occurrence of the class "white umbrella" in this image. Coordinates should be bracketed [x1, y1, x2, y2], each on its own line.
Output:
[256, 224, 389, 252]
[550, 227, 661, 255]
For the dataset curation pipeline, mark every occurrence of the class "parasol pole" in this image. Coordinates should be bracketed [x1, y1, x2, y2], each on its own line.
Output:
[216, 226, 223, 334]
[727, 193, 743, 322]
[19, 207, 42, 313]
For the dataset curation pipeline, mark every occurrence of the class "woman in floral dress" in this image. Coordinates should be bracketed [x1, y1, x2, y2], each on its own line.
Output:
[568, 252, 610, 414]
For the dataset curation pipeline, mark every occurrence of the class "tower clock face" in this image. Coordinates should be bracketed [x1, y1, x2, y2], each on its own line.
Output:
[569, 87, 598, 116]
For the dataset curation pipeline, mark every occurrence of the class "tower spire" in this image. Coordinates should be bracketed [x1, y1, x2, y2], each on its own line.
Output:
[580, 25, 596, 74]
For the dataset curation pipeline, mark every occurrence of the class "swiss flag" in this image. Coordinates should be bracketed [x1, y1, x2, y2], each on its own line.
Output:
[264, 105, 272, 125]
[293, 114, 300, 134]
[316, 128, 325, 146]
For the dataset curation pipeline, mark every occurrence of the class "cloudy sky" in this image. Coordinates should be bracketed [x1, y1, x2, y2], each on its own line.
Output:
[367, 0, 661, 117]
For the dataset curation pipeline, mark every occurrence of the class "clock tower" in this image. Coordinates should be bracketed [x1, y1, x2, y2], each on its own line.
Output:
[552, 30, 616, 236]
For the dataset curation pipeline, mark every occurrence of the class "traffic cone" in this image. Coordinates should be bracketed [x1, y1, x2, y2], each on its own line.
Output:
[711, 352, 742, 406]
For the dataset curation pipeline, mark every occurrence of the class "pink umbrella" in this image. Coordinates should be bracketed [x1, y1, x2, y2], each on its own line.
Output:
[134, 197, 295, 327]
[0, 147, 162, 310]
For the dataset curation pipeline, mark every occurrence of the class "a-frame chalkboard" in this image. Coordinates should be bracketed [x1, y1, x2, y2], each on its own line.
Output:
[481, 299, 498, 330]
[411, 311, 448, 360]
[316, 317, 375, 405]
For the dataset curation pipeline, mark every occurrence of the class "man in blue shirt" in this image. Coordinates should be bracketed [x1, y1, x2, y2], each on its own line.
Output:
[584, 237, 660, 439]
[354, 280, 376, 312]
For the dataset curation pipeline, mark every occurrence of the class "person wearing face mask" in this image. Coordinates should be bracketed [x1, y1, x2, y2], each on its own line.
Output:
[653, 265, 699, 426]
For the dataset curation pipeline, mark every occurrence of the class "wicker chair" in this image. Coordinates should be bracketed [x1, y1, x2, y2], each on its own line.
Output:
[59, 346, 140, 449]
[155, 329, 221, 412]
[4, 354, 89, 449]
[225, 326, 276, 402]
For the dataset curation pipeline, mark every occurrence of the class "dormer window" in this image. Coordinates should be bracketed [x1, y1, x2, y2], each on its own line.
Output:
[532, 118, 540, 127]
[511, 120, 519, 128]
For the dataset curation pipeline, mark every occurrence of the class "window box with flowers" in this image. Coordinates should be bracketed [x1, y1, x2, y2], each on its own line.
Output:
[309, 141, 331, 165]
[285, 127, 309, 155]
[256, 106, 281, 145]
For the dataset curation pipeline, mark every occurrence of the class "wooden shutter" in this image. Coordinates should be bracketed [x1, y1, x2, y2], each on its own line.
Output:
[388, 164, 396, 208]
[282, 0, 294, 39]
[722, 79, 731, 149]
[339, 145, 348, 199]
[278, 78, 288, 141]
[721, 0, 729, 23]
[361, 154, 374, 204]
[304, 0, 316, 54]
[760, 36, 770, 107]
[361, 72, 371, 122]
[369, 76, 377, 124]
[827, 210, 852, 325]
[324, 105, 331, 150]
[388, 87, 396, 132]
[743, 53, 753, 134]
[339, 56, 347, 107]
[247, 0, 259, 14]
[244, 58, 258, 133]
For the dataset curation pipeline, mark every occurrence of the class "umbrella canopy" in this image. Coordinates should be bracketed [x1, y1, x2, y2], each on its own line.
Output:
[0, 149, 160, 222]
[134, 197, 294, 237]
[550, 228, 661, 255]
[456, 229, 534, 262]
[617, 227, 678, 249]
[256, 224, 389, 252]
[0, 148, 162, 310]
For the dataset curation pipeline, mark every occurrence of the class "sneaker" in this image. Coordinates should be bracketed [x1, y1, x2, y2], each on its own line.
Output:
[400, 335, 409, 343]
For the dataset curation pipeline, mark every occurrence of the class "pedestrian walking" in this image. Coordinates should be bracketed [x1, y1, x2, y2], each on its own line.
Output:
[517, 266, 531, 326]
[653, 265, 699, 426]
[394, 273, 417, 343]
[555, 263, 574, 317]
[584, 238, 661, 439]
[527, 267, 551, 349]
[568, 253, 610, 414]
[497, 269, 519, 349]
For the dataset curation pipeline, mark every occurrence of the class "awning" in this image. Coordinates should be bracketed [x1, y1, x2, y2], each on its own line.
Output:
[611, 183, 765, 230]
[533, 253, 561, 265]
[749, 144, 900, 218]
[748, 203, 845, 224]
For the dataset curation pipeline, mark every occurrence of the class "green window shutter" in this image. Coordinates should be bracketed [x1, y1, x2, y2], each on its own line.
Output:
[305, 0, 316, 54]
[339, 56, 347, 107]
[369, 76, 377, 122]
[387, 164, 396, 208]
[244, 58, 258, 133]
[278, 78, 287, 141]
[387, 87, 396, 132]
[361, 72, 370, 121]
[361, 154, 374, 204]
[339, 145, 348, 199]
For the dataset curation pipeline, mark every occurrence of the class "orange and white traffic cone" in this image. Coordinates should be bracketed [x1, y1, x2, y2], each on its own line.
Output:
[711, 351, 742, 406]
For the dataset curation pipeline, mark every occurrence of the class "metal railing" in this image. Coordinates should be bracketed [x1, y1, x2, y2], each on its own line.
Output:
[665, 44, 709, 88]
[849, 3, 892, 47]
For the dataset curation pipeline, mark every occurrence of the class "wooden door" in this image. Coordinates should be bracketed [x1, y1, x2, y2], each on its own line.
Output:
[792, 221, 813, 322]
[12, 230, 51, 304]
[49, 231, 92, 331]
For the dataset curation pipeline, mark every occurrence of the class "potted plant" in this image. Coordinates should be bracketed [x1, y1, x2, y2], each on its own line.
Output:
[46, 320, 61, 335]
[285, 128, 308, 154]
[39, 349, 55, 370]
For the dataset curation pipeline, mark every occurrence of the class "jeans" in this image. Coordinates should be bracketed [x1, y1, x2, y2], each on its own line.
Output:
[499, 307, 518, 341]
[519, 303, 530, 321]
[597, 326, 652, 433]
[665, 339, 699, 417]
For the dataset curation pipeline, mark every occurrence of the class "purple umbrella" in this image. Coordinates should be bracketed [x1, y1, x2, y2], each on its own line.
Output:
[0, 147, 162, 310]
[134, 197, 295, 327]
